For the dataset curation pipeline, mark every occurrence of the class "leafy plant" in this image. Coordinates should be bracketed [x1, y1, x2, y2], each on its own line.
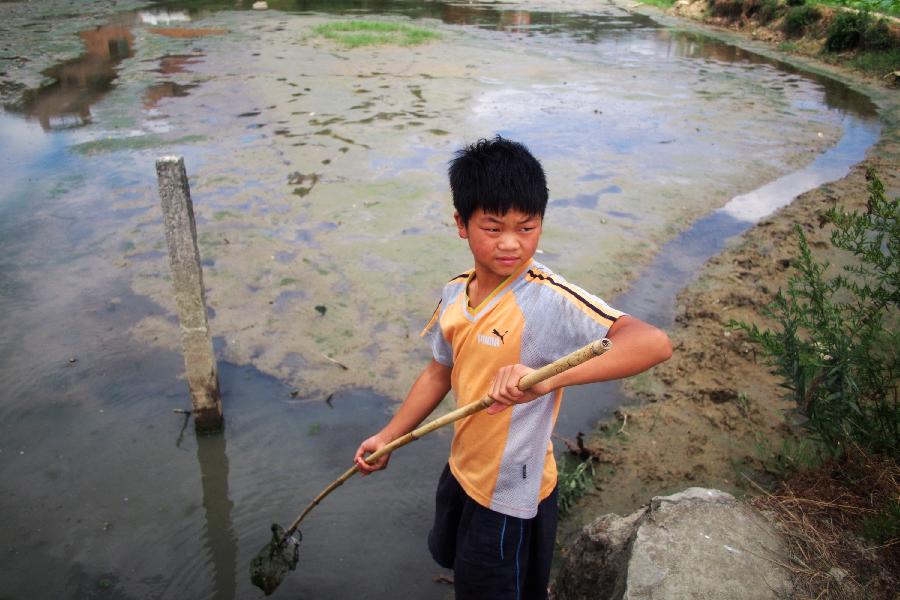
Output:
[557, 453, 597, 515]
[825, 10, 867, 51]
[756, 0, 785, 23]
[732, 171, 899, 458]
[861, 17, 895, 50]
[783, 5, 822, 37]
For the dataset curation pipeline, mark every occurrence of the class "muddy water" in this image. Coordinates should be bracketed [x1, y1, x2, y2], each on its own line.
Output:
[0, 1, 881, 598]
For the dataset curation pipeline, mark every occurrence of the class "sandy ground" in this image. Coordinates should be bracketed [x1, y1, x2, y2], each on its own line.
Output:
[556, 0, 900, 546]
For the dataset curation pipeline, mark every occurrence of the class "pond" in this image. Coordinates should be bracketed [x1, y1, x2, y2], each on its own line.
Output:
[0, 1, 880, 598]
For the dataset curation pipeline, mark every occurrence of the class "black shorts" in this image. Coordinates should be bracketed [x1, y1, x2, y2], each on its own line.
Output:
[427, 464, 558, 600]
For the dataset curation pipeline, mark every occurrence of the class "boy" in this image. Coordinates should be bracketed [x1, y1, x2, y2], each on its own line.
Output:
[354, 136, 672, 599]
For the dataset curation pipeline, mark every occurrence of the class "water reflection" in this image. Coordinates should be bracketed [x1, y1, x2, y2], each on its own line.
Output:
[145, 81, 199, 109]
[197, 433, 238, 600]
[10, 10, 198, 131]
[19, 23, 134, 130]
[665, 31, 877, 116]
[151, 0, 660, 34]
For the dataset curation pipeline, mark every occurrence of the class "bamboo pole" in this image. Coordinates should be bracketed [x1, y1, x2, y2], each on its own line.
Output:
[283, 337, 612, 537]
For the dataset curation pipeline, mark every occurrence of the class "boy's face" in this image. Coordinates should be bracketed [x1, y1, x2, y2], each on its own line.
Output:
[455, 208, 543, 286]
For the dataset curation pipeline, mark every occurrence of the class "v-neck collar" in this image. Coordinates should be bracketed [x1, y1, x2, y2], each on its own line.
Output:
[465, 260, 532, 318]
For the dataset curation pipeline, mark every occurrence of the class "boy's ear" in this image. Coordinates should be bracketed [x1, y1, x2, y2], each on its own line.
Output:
[454, 212, 468, 239]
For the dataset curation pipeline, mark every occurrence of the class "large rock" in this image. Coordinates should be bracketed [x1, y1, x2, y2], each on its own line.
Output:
[553, 488, 792, 600]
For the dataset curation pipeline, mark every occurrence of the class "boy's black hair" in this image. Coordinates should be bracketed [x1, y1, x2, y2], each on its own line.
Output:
[448, 135, 548, 224]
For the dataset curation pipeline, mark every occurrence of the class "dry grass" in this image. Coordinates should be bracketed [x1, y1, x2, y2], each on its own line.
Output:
[750, 448, 900, 599]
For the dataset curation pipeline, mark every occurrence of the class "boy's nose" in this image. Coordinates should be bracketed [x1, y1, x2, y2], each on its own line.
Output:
[498, 233, 519, 250]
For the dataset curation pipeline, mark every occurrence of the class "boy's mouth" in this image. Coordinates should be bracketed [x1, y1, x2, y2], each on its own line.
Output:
[496, 256, 520, 267]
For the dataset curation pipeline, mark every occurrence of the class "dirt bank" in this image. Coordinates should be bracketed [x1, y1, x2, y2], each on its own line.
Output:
[555, 0, 900, 555]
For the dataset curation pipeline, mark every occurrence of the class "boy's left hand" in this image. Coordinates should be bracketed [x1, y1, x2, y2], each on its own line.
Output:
[486, 364, 551, 414]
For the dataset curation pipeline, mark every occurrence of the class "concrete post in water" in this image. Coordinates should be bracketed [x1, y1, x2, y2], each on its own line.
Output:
[156, 156, 223, 433]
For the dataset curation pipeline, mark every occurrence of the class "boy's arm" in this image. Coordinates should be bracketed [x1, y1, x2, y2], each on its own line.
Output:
[487, 315, 672, 414]
[354, 358, 452, 474]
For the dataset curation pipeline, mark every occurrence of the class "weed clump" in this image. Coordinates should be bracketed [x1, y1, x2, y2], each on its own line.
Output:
[752, 0, 785, 24]
[710, 0, 746, 19]
[826, 10, 898, 52]
[783, 4, 822, 37]
[733, 171, 899, 458]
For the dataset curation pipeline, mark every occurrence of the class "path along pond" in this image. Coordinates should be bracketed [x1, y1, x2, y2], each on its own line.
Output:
[0, 1, 880, 598]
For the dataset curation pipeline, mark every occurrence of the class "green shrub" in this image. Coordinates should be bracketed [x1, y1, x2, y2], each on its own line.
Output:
[732, 171, 900, 458]
[826, 10, 870, 51]
[862, 18, 896, 51]
[710, 0, 746, 19]
[783, 5, 822, 37]
[757, 0, 784, 23]
[744, 0, 784, 24]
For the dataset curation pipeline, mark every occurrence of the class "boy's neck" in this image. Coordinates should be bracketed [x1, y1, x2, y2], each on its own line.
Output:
[467, 261, 530, 311]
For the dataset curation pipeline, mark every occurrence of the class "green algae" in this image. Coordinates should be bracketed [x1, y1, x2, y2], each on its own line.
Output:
[69, 134, 206, 155]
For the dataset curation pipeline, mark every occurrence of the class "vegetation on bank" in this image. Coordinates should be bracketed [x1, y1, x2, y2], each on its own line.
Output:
[642, 0, 900, 78]
[733, 171, 898, 460]
[733, 172, 899, 597]
[648, 0, 899, 16]
[312, 20, 440, 48]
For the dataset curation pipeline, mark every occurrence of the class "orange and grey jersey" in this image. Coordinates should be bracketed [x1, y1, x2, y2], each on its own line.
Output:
[421, 259, 625, 519]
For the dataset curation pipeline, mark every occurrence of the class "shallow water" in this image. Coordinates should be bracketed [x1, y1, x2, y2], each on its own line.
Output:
[0, 1, 882, 598]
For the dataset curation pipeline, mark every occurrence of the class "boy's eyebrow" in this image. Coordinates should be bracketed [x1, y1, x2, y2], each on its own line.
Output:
[481, 214, 540, 223]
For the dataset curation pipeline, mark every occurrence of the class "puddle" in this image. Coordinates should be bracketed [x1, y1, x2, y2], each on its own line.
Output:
[15, 23, 135, 130]
[0, 0, 886, 598]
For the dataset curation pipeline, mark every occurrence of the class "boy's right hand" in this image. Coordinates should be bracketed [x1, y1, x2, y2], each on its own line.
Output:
[354, 432, 392, 475]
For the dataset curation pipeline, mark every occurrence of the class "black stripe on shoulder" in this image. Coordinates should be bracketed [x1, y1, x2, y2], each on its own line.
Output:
[527, 269, 619, 323]
[448, 272, 469, 283]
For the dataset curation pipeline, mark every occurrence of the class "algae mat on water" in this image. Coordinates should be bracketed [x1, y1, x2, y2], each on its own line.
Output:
[312, 20, 441, 48]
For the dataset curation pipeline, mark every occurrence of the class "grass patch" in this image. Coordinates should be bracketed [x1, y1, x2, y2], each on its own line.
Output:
[636, 0, 677, 8]
[312, 20, 440, 48]
[844, 47, 900, 73]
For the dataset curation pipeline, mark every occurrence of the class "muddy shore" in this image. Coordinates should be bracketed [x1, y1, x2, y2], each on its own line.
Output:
[553, 0, 900, 549]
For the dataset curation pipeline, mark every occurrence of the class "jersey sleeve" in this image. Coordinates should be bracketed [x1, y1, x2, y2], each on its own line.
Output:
[421, 299, 454, 367]
[519, 269, 626, 369]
